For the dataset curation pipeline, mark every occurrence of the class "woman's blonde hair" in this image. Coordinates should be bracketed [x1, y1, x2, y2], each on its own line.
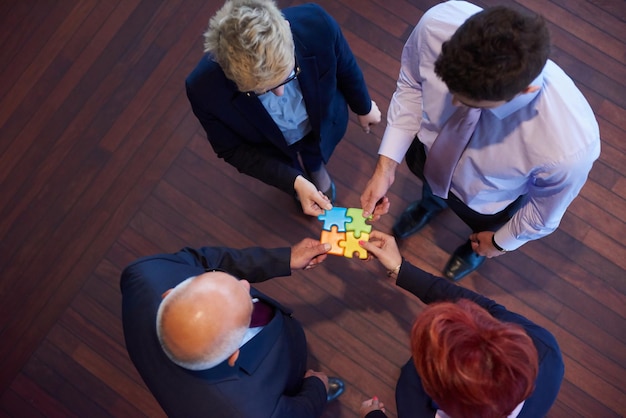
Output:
[203, 0, 294, 92]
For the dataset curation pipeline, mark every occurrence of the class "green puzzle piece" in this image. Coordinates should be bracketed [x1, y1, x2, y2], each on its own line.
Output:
[345, 208, 372, 238]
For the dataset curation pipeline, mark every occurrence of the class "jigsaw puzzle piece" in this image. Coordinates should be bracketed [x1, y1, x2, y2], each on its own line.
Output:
[320, 225, 345, 256]
[344, 208, 372, 238]
[318, 207, 350, 232]
[339, 231, 370, 259]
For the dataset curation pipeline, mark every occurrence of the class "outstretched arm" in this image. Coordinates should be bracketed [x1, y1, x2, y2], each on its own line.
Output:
[360, 157, 396, 220]
[290, 238, 331, 270]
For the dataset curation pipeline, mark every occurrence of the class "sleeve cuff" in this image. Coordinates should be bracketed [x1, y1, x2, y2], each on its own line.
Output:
[378, 126, 416, 164]
[493, 228, 526, 252]
[365, 410, 388, 418]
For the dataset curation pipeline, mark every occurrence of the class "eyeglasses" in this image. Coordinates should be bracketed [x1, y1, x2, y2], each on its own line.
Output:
[254, 58, 301, 96]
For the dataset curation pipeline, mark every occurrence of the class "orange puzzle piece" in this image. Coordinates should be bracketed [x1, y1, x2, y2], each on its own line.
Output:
[320, 225, 346, 256]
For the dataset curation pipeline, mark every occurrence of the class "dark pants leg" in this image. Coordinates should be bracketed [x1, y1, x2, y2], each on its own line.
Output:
[405, 137, 449, 212]
[293, 131, 324, 174]
[405, 137, 525, 233]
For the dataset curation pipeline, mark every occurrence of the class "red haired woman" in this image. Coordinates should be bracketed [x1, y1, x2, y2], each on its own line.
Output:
[359, 231, 564, 418]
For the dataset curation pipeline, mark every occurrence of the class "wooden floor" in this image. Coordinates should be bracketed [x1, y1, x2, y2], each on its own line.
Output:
[1, 0, 624, 417]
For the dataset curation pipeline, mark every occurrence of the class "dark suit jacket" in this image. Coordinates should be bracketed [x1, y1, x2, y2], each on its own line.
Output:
[185, 3, 372, 194]
[367, 263, 564, 418]
[121, 245, 327, 418]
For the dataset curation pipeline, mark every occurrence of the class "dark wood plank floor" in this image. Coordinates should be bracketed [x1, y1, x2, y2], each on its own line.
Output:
[1, 0, 624, 417]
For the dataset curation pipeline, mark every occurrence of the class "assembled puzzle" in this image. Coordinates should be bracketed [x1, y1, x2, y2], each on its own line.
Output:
[317, 207, 372, 259]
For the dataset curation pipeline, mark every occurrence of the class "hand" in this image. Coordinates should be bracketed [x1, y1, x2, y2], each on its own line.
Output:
[360, 397, 386, 417]
[357, 100, 382, 133]
[291, 238, 331, 270]
[470, 231, 506, 258]
[305, 369, 329, 391]
[294, 175, 332, 217]
[361, 156, 397, 220]
[359, 230, 403, 273]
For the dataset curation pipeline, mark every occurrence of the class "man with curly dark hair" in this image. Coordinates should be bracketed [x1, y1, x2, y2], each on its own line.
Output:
[361, 1, 600, 281]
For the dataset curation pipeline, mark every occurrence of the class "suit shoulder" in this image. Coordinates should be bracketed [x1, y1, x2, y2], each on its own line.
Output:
[285, 3, 327, 18]
[284, 3, 338, 35]
[186, 54, 226, 90]
[121, 253, 185, 280]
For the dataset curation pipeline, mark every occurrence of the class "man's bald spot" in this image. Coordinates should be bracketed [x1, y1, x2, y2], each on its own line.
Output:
[158, 272, 253, 366]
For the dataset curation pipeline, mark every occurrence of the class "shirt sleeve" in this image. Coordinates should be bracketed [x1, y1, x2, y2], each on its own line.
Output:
[494, 139, 601, 251]
[365, 410, 388, 418]
[378, 23, 425, 163]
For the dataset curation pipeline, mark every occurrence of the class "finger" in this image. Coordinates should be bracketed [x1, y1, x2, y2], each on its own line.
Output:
[318, 242, 331, 253]
[372, 200, 390, 218]
[306, 243, 331, 262]
[301, 200, 318, 216]
[359, 240, 381, 258]
[304, 200, 326, 217]
[314, 253, 329, 263]
[314, 193, 332, 211]
[361, 199, 377, 218]
[368, 230, 390, 241]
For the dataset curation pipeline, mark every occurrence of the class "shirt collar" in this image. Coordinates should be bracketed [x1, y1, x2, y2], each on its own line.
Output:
[488, 72, 544, 119]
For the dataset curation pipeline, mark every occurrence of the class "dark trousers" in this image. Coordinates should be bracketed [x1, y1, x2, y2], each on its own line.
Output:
[405, 137, 525, 234]
[290, 131, 324, 174]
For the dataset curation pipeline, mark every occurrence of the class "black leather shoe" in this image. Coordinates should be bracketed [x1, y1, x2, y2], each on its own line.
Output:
[326, 377, 345, 402]
[392, 201, 441, 239]
[323, 181, 336, 205]
[444, 241, 485, 281]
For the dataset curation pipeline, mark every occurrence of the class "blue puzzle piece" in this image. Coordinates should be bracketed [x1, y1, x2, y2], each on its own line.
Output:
[318, 207, 350, 232]
[345, 208, 372, 238]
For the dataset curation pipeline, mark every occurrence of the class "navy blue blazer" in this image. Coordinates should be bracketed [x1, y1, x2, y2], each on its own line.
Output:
[185, 3, 372, 194]
[121, 245, 327, 418]
[367, 263, 565, 418]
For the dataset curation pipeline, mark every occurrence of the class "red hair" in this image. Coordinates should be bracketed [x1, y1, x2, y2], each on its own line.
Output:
[411, 299, 538, 418]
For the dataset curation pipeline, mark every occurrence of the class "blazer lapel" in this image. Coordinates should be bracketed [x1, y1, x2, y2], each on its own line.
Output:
[294, 41, 321, 134]
[231, 90, 290, 152]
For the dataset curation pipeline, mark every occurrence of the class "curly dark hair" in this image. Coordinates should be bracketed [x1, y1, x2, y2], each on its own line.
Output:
[434, 6, 550, 101]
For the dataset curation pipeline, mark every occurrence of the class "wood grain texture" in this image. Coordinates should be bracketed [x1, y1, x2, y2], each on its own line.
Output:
[0, 0, 624, 417]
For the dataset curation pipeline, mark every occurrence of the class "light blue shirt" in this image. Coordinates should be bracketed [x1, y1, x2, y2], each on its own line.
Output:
[258, 77, 312, 145]
[379, 1, 600, 250]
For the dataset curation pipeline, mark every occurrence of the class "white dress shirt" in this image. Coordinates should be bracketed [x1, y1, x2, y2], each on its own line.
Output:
[436, 400, 524, 418]
[379, 0, 600, 251]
